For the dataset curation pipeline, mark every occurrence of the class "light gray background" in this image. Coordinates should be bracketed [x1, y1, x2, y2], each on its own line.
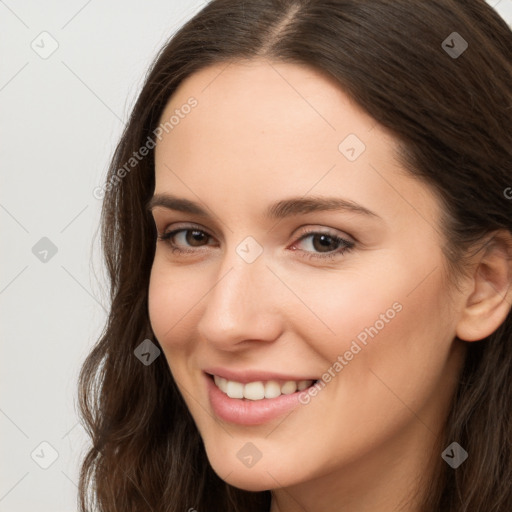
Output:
[1, 1, 511, 510]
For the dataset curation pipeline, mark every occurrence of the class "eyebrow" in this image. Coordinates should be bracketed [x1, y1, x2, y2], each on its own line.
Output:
[147, 193, 381, 220]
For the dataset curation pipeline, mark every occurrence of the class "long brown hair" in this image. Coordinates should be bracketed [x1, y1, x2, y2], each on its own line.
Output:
[78, 1, 512, 510]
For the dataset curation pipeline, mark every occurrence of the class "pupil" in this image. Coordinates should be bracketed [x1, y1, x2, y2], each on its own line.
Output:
[188, 230, 206, 246]
[314, 234, 334, 252]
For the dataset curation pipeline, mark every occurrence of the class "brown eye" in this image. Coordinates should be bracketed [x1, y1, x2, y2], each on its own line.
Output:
[293, 231, 354, 258]
[310, 234, 340, 253]
[157, 228, 214, 251]
[185, 230, 209, 246]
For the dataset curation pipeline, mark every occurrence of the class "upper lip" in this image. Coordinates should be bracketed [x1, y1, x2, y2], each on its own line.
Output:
[203, 367, 318, 384]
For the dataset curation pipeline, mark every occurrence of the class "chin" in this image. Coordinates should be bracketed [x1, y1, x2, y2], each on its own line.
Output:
[207, 456, 278, 492]
[221, 471, 274, 492]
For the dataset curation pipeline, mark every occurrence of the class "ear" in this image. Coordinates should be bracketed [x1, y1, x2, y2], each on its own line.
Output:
[456, 230, 512, 342]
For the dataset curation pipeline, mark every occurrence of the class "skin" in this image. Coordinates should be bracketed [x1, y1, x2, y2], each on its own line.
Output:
[147, 59, 512, 512]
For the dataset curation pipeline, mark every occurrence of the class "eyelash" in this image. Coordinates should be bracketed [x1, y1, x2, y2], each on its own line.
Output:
[156, 225, 355, 261]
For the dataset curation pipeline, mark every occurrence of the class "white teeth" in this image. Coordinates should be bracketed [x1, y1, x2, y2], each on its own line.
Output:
[213, 375, 314, 400]
[297, 380, 310, 391]
[281, 381, 298, 394]
[243, 381, 265, 400]
[226, 380, 244, 399]
[264, 380, 282, 399]
[213, 375, 228, 393]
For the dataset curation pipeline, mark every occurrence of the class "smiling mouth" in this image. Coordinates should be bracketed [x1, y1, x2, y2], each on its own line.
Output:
[208, 373, 319, 401]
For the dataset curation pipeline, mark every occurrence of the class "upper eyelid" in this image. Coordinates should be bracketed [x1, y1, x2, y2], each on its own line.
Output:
[158, 222, 215, 237]
[151, 210, 357, 238]
[159, 224, 353, 245]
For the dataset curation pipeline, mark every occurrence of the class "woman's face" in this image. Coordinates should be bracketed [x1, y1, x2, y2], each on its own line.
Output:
[148, 59, 466, 501]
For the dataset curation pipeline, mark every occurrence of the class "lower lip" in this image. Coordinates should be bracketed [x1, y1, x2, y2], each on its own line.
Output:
[205, 373, 312, 426]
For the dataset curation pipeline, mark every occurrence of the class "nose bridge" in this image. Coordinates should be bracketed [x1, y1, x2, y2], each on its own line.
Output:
[196, 238, 281, 346]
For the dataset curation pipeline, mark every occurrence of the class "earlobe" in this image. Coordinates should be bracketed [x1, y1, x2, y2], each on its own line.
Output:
[456, 230, 512, 342]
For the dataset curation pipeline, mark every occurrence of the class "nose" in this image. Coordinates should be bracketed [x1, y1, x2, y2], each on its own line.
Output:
[196, 243, 283, 351]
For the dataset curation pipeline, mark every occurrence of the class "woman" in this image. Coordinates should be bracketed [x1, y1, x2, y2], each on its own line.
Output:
[78, 1, 512, 510]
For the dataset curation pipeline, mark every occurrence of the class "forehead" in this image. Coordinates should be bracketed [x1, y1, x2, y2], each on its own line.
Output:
[153, 59, 442, 236]
[158, 58, 379, 156]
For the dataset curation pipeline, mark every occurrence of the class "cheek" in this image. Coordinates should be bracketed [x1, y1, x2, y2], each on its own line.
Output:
[147, 258, 200, 353]
[294, 252, 455, 394]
